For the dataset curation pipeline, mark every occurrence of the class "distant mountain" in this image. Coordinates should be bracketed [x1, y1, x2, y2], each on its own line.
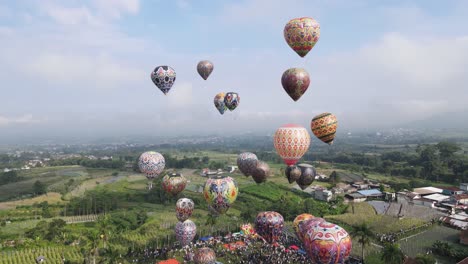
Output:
[400, 110, 468, 132]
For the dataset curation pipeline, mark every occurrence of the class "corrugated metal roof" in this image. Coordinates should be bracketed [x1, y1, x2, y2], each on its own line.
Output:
[423, 193, 450, 202]
[413, 187, 443, 195]
[357, 189, 382, 196]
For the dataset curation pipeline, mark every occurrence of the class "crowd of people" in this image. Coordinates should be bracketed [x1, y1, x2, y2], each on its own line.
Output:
[375, 218, 437, 243]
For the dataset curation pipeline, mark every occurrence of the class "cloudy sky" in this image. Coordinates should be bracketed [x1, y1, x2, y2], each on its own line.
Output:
[0, 0, 467, 140]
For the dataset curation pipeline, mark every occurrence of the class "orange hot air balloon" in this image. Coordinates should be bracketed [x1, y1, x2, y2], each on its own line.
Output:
[273, 124, 311, 166]
[311, 113, 338, 145]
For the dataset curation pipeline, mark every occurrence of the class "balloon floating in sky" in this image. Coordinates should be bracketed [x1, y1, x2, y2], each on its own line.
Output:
[175, 220, 197, 246]
[150, 66, 176, 95]
[194, 247, 217, 264]
[296, 163, 316, 190]
[273, 124, 311, 166]
[214, 93, 227, 115]
[224, 92, 240, 111]
[237, 152, 258, 177]
[138, 151, 165, 189]
[203, 175, 239, 215]
[251, 161, 270, 184]
[197, 60, 214, 80]
[284, 17, 320, 58]
[285, 165, 302, 184]
[311, 112, 338, 145]
[176, 198, 194, 222]
[281, 68, 310, 101]
[162, 172, 187, 196]
[255, 211, 284, 244]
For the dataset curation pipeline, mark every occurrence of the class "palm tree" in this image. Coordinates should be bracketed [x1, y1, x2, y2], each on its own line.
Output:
[415, 254, 436, 264]
[380, 243, 405, 264]
[350, 223, 374, 262]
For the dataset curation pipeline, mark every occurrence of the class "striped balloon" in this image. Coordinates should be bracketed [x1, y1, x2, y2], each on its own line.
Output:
[273, 124, 311, 166]
[311, 113, 338, 145]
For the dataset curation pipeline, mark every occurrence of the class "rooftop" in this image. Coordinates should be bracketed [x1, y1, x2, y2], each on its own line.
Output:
[345, 193, 366, 199]
[413, 187, 443, 195]
[423, 193, 450, 202]
[357, 189, 383, 196]
[454, 194, 468, 200]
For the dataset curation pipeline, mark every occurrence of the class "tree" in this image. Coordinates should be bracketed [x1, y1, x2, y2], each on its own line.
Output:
[350, 223, 374, 262]
[414, 254, 436, 264]
[379, 184, 385, 192]
[0, 171, 21, 185]
[436, 142, 461, 161]
[33, 180, 47, 195]
[380, 243, 405, 264]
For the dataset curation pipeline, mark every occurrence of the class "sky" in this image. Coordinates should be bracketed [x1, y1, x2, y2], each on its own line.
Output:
[0, 0, 467, 141]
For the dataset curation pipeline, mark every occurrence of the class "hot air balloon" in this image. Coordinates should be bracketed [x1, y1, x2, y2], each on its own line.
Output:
[237, 152, 258, 177]
[194, 247, 216, 264]
[255, 211, 284, 244]
[162, 172, 187, 196]
[284, 17, 320, 58]
[214, 93, 227, 115]
[296, 163, 316, 190]
[150, 66, 176, 95]
[224, 92, 240, 111]
[197, 60, 214, 80]
[311, 113, 338, 145]
[240, 223, 256, 238]
[303, 221, 352, 264]
[273, 124, 311, 166]
[175, 220, 197, 246]
[176, 198, 195, 222]
[203, 175, 238, 215]
[285, 165, 302, 184]
[298, 217, 326, 241]
[138, 151, 165, 189]
[293, 213, 315, 241]
[281, 68, 310, 101]
[251, 161, 270, 184]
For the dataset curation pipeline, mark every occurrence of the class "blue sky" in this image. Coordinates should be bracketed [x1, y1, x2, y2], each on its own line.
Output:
[0, 0, 467, 141]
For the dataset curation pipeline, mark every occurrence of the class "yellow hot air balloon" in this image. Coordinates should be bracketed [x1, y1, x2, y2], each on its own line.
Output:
[311, 113, 338, 145]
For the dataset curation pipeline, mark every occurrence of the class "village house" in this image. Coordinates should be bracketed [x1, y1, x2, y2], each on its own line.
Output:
[225, 165, 238, 173]
[351, 182, 369, 190]
[460, 183, 468, 192]
[452, 194, 468, 205]
[442, 186, 465, 196]
[412, 187, 443, 197]
[344, 192, 366, 203]
[413, 193, 450, 208]
[357, 189, 384, 200]
[314, 188, 333, 202]
[441, 212, 468, 230]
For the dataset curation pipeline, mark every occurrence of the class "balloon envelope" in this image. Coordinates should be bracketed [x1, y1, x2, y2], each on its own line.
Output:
[150, 66, 176, 95]
[175, 220, 197, 246]
[284, 17, 320, 58]
[176, 198, 194, 222]
[273, 124, 311, 166]
[255, 211, 284, 244]
[162, 172, 187, 196]
[203, 175, 239, 215]
[293, 213, 315, 241]
[311, 113, 338, 145]
[197, 60, 214, 80]
[237, 152, 258, 177]
[281, 68, 310, 101]
[224, 92, 240, 111]
[194, 247, 216, 264]
[296, 163, 316, 190]
[138, 151, 165, 179]
[214, 93, 227, 115]
[251, 161, 270, 184]
[285, 165, 302, 184]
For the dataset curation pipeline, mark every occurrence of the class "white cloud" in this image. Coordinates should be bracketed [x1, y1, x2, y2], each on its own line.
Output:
[44, 5, 100, 26]
[93, 0, 140, 19]
[0, 114, 42, 127]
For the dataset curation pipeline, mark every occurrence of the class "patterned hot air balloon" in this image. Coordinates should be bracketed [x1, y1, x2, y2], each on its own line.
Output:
[214, 93, 227, 115]
[240, 223, 256, 238]
[255, 211, 284, 244]
[293, 213, 315, 241]
[176, 198, 194, 222]
[281, 68, 311, 101]
[311, 113, 338, 145]
[273, 124, 311, 166]
[296, 163, 316, 190]
[298, 217, 326, 241]
[303, 221, 352, 264]
[237, 152, 258, 177]
[193, 247, 216, 264]
[203, 175, 238, 215]
[284, 17, 320, 58]
[150, 66, 176, 95]
[175, 220, 197, 246]
[197, 60, 214, 80]
[138, 151, 165, 189]
[162, 172, 187, 196]
[285, 165, 302, 184]
[251, 161, 270, 184]
[224, 92, 240, 111]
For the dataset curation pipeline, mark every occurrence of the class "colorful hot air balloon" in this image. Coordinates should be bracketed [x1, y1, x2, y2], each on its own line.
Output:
[273, 124, 311, 166]
[203, 175, 239, 215]
[214, 93, 227, 115]
[162, 172, 187, 196]
[138, 151, 165, 189]
[284, 17, 320, 58]
[303, 221, 352, 264]
[194, 247, 216, 264]
[298, 217, 325, 242]
[224, 92, 240, 111]
[285, 165, 302, 184]
[296, 163, 316, 190]
[311, 113, 338, 145]
[240, 223, 256, 238]
[150, 66, 176, 95]
[251, 161, 270, 184]
[197, 60, 214, 80]
[237, 152, 258, 177]
[293, 213, 315, 241]
[255, 211, 284, 244]
[281, 68, 310, 101]
[175, 220, 197, 246]
[176, 198, 194, 222]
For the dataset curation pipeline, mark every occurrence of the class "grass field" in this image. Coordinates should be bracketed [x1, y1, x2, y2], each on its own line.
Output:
[399, 225, 460, 257]
[0, 192, 63, 210]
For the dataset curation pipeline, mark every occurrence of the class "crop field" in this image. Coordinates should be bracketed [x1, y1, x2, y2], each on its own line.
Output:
[0, 246, 83, 264]
[399, 225, 460, 257]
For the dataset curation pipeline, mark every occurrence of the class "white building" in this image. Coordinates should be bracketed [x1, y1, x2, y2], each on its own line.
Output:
[413, 193, 450, 208]
[460, 183, 468, 192]
[315, 188, 333, 202]
[413, 187, 443, 196]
